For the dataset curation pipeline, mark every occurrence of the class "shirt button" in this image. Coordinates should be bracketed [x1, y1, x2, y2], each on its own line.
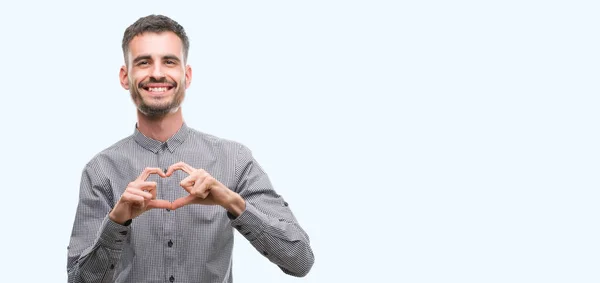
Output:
[168, 240, 173, 247]
[169, 275, 175, 282]
[110, 264, 115, 269]
[235, 225, 242, 229]
[164, 168, 168, 174]
[262, 251, 268, 256]
[166, 209, 171, 212]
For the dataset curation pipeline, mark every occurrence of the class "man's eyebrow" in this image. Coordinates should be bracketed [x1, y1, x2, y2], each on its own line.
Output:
[133, 55, 152, 64]
[163, 55, 181, 62]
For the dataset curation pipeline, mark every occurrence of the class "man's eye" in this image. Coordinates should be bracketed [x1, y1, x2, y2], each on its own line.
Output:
[166, 60, 175, 65]
[137, 61, 148, 66]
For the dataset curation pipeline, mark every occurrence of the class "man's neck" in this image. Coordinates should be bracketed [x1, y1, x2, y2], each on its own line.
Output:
[136, 108, 184, 142]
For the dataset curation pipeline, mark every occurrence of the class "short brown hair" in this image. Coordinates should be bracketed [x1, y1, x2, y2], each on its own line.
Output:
[122, 14, 190, 63]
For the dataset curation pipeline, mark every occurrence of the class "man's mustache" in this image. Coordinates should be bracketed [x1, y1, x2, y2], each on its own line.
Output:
[138, 77, 177, 89]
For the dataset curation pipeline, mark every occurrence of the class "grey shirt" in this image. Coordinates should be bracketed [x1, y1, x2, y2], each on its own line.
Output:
[67, 123, 314, 282]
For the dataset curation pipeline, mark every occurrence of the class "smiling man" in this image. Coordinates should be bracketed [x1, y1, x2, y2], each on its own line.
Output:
[67, 15, 314, 283]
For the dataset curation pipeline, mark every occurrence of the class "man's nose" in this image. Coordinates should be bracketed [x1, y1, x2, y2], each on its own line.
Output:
[151, 64, 165, 79]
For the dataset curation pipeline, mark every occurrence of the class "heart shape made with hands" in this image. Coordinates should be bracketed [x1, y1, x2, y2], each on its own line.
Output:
[135, 162, 227, 211]
[111, 161, 235, 225]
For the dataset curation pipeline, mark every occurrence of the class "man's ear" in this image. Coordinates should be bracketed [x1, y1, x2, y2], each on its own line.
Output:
[119, 65, 130, 90]
[185, 65, 192, 89]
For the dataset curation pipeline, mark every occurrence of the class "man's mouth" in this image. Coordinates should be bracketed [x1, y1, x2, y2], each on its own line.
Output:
[140, 83, 175, 94]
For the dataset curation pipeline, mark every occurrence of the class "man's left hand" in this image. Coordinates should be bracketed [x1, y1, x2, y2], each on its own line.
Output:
[166, 162, 246, 216]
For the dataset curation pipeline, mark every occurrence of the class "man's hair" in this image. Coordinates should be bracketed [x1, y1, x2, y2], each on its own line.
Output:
[122, 14, 190, 64]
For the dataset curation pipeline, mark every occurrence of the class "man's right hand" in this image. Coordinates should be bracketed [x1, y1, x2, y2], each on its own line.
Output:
[109, 167, 171, 225]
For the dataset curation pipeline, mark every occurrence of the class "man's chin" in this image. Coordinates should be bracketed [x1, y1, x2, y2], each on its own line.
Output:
[138, 105, 180, 117]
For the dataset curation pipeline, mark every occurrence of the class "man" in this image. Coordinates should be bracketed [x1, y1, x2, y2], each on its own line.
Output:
[67, 14, 314, 283]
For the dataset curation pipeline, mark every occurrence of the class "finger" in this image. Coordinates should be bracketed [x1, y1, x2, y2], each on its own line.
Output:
[137, 167, 166, 181]
[147, 199, 173, 210]
[130, 181, 157, 191]
[179, 175, 197, 193]
[126, 188, 153, 200]
[171, 195, 197, 210]
[166, 162, 195, 176]
[123, 192, 146, 208]
[139, 181, 158, 194]
[192, 178, 212, 199]
[128, 182, 157, 199]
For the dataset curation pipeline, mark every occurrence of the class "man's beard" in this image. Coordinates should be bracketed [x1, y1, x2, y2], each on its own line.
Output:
[130, 77, 185, 117]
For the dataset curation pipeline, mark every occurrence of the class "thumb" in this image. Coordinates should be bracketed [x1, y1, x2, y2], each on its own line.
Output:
[147, 199, 173, 210]
[172, 195, 197, 210]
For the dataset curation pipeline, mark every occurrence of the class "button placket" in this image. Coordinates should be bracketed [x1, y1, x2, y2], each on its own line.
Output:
[159, 146, 177, 281]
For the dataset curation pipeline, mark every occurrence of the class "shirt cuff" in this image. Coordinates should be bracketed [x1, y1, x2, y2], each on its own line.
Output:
[229, 203, 267, 241]
[97, 215, 130, 250]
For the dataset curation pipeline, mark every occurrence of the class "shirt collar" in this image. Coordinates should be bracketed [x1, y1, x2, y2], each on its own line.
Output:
[133, 123, 190, 153]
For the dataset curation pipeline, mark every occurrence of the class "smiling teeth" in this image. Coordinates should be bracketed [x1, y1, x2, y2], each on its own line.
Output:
[149, 87, 167, 92]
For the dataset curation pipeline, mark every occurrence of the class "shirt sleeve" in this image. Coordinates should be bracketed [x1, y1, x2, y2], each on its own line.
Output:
[67, 162, 130, 283]
[230, 144, 315, 277]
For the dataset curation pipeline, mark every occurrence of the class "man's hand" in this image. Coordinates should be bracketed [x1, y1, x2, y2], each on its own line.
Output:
[109, 167, 171, 225]
[166, 162, 246, 216]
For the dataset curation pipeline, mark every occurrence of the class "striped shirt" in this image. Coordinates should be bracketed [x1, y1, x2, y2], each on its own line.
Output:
[67, 123, 314, 282]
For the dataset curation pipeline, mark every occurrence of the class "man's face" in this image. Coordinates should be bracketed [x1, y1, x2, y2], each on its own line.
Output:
[120, 32, 192, 117]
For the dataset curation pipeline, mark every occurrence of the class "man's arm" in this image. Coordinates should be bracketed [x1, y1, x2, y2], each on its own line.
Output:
[67, 164, 170, 283]
[67, 163, 129, 283]
[230, 145, 315, 277]
[166, 145, 315, 277]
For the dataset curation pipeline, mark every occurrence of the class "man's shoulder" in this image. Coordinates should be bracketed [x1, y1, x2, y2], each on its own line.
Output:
[84, 135, 135, 168]
[187, 127, 247, 151]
